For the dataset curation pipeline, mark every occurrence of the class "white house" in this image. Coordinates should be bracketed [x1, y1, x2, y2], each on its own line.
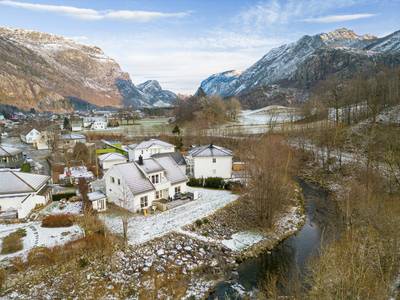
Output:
[87, 190, 107, 212]
[187, 143, 233, 179]
[34, 131, 53, 150]
[71, 124, 83, 132]
[98, 152, 128, 170]
[104, 156, 195, 212]
[0, 171, 52, 219]
[20, 127, 42, 144]
[83, 117, 107, 130]
[128, 139, 175, 162]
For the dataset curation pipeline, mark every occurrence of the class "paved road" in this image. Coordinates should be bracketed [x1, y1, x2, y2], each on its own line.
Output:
[2, 137, 51, 175]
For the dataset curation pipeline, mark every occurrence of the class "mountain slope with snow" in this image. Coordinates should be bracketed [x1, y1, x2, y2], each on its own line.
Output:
[197, 28, 400, 99]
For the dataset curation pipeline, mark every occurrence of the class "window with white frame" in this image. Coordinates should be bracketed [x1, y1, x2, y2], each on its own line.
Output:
[213, 169, 216, 175]
[155, 190, 161, 199]
[117, 178, 120, 185]
[111, 176, 115, 183]
[213, 158, 216, 163]
[140, 196, 148, 208]
[175, 186, 181, 194]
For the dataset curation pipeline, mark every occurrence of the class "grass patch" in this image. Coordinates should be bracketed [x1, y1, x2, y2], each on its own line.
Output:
[1, 229, 26, 254]
[42, 213, 75, 228]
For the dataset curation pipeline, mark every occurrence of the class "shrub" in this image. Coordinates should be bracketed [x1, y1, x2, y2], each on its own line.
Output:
[202, 232, 209, 237]
[204, 177, 224, 189]
[188, 177, 202, 187]
[42, 213, 75, 228]
[52, 192, 77, 201]
[1, 234, 23, 254]
[203, 218, 209, 224]
[222, 222, 227, 227]
[195, 219, 203, 227]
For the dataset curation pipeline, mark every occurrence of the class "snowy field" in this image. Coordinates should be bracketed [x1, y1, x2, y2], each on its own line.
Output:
[0, 201, 83, 262]
[239, 105, 300, 125]
[101, 188, 239, 246]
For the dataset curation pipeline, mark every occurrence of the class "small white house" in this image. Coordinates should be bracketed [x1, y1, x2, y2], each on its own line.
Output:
[87, 191, 107, 212]
[187, 143, 233, 179]
[83, 117, 107, 129]
[91, 121, 108, 130]
[71, 124, 83, 132]
[98, 152, 128, 170]
[0, 171, 52, 219]
[20, 127, 42, 144]
[34, 131, 53, 150]
[128, 139, 175, 162]
[104, 156, 196, 212]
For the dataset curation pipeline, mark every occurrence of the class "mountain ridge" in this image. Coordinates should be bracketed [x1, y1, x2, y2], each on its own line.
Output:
[0, 26, 176, 111]
[198, 28, 400, 99]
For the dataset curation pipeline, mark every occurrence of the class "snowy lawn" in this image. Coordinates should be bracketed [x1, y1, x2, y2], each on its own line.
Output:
[0, 201, 84, 263]
[101, 188, 239, 246]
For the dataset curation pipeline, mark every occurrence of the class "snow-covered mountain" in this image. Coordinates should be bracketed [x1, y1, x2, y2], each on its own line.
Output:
[197, 28, 400, 98]
[199, 70, 243, 96]
[0, 26, 176, 110]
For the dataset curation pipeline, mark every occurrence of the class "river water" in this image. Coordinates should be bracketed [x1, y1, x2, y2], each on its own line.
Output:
[208, 179, 331, 299]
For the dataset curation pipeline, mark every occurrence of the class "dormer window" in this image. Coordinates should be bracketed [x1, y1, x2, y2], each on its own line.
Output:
[213, 158, 216, 163]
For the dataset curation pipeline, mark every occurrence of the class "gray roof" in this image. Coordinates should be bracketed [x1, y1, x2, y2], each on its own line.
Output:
[37, 185, 53, 196]
[151, 152, 187, 166]
[136, 158, 165, 174]
[188, 143, 233, 157]
[128, 139, 174, 150]
[98, 152, 127, 162]
[114, 162, 155, 195]
[58, 133, 86, 140]
[0, 171, 51, 194]
[88, 191, 107, 202]
[0, 146, 23, 157]
[153, 156, 188, 184]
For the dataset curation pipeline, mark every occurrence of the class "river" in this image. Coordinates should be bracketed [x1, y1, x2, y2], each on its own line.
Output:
[208, 178, 331, 299]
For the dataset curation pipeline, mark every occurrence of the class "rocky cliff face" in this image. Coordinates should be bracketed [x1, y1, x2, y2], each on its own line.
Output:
[0, 27, 176, 111]
[197, 28, 400, 99]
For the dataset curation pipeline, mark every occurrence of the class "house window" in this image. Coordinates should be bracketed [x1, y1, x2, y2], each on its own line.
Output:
[213, 158, 216, 163]
[152, 175, 155, 183]
[156, 174, 159, 183]
[140, 196, 148, 208]
[117, 178, 120, 185]
[111, 176, 115, 183]
[155, 191, 161, 199]
[141, 150, 143, 154]
[213, 169, 216, 175]
[175, 186, 181, 194]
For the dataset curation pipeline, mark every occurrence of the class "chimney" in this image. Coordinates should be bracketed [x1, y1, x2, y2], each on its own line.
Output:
[138, 155, 143, 165]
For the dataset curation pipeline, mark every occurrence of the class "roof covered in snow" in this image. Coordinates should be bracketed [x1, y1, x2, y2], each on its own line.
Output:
[128, 139, 174, 150]
[0, 145, 23, 156]
[153, 156, 188, 184]
[58, 133, 86, 140]
[0, 171, 51, 194]
[136, 158, 165, 174]
[114, 162, 155, 195]
[88, 190, 106, 202]
[188, 143, 233, 157]
[151, 152, 187, 166]
[98, 152, 127, 162]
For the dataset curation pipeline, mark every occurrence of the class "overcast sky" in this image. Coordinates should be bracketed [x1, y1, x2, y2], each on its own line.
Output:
[0, 0, 399, 94]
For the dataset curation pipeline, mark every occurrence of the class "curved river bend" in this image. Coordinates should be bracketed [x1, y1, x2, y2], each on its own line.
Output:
[208, 179, 331, 299]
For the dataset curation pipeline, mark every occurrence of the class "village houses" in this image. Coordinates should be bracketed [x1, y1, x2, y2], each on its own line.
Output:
[128, 139, 175, 161]
[20, 126, 42, 144]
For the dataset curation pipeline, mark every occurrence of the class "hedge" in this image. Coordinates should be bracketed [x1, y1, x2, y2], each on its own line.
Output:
[20, 162, 31, 173]
[52, 192, 77, 201]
